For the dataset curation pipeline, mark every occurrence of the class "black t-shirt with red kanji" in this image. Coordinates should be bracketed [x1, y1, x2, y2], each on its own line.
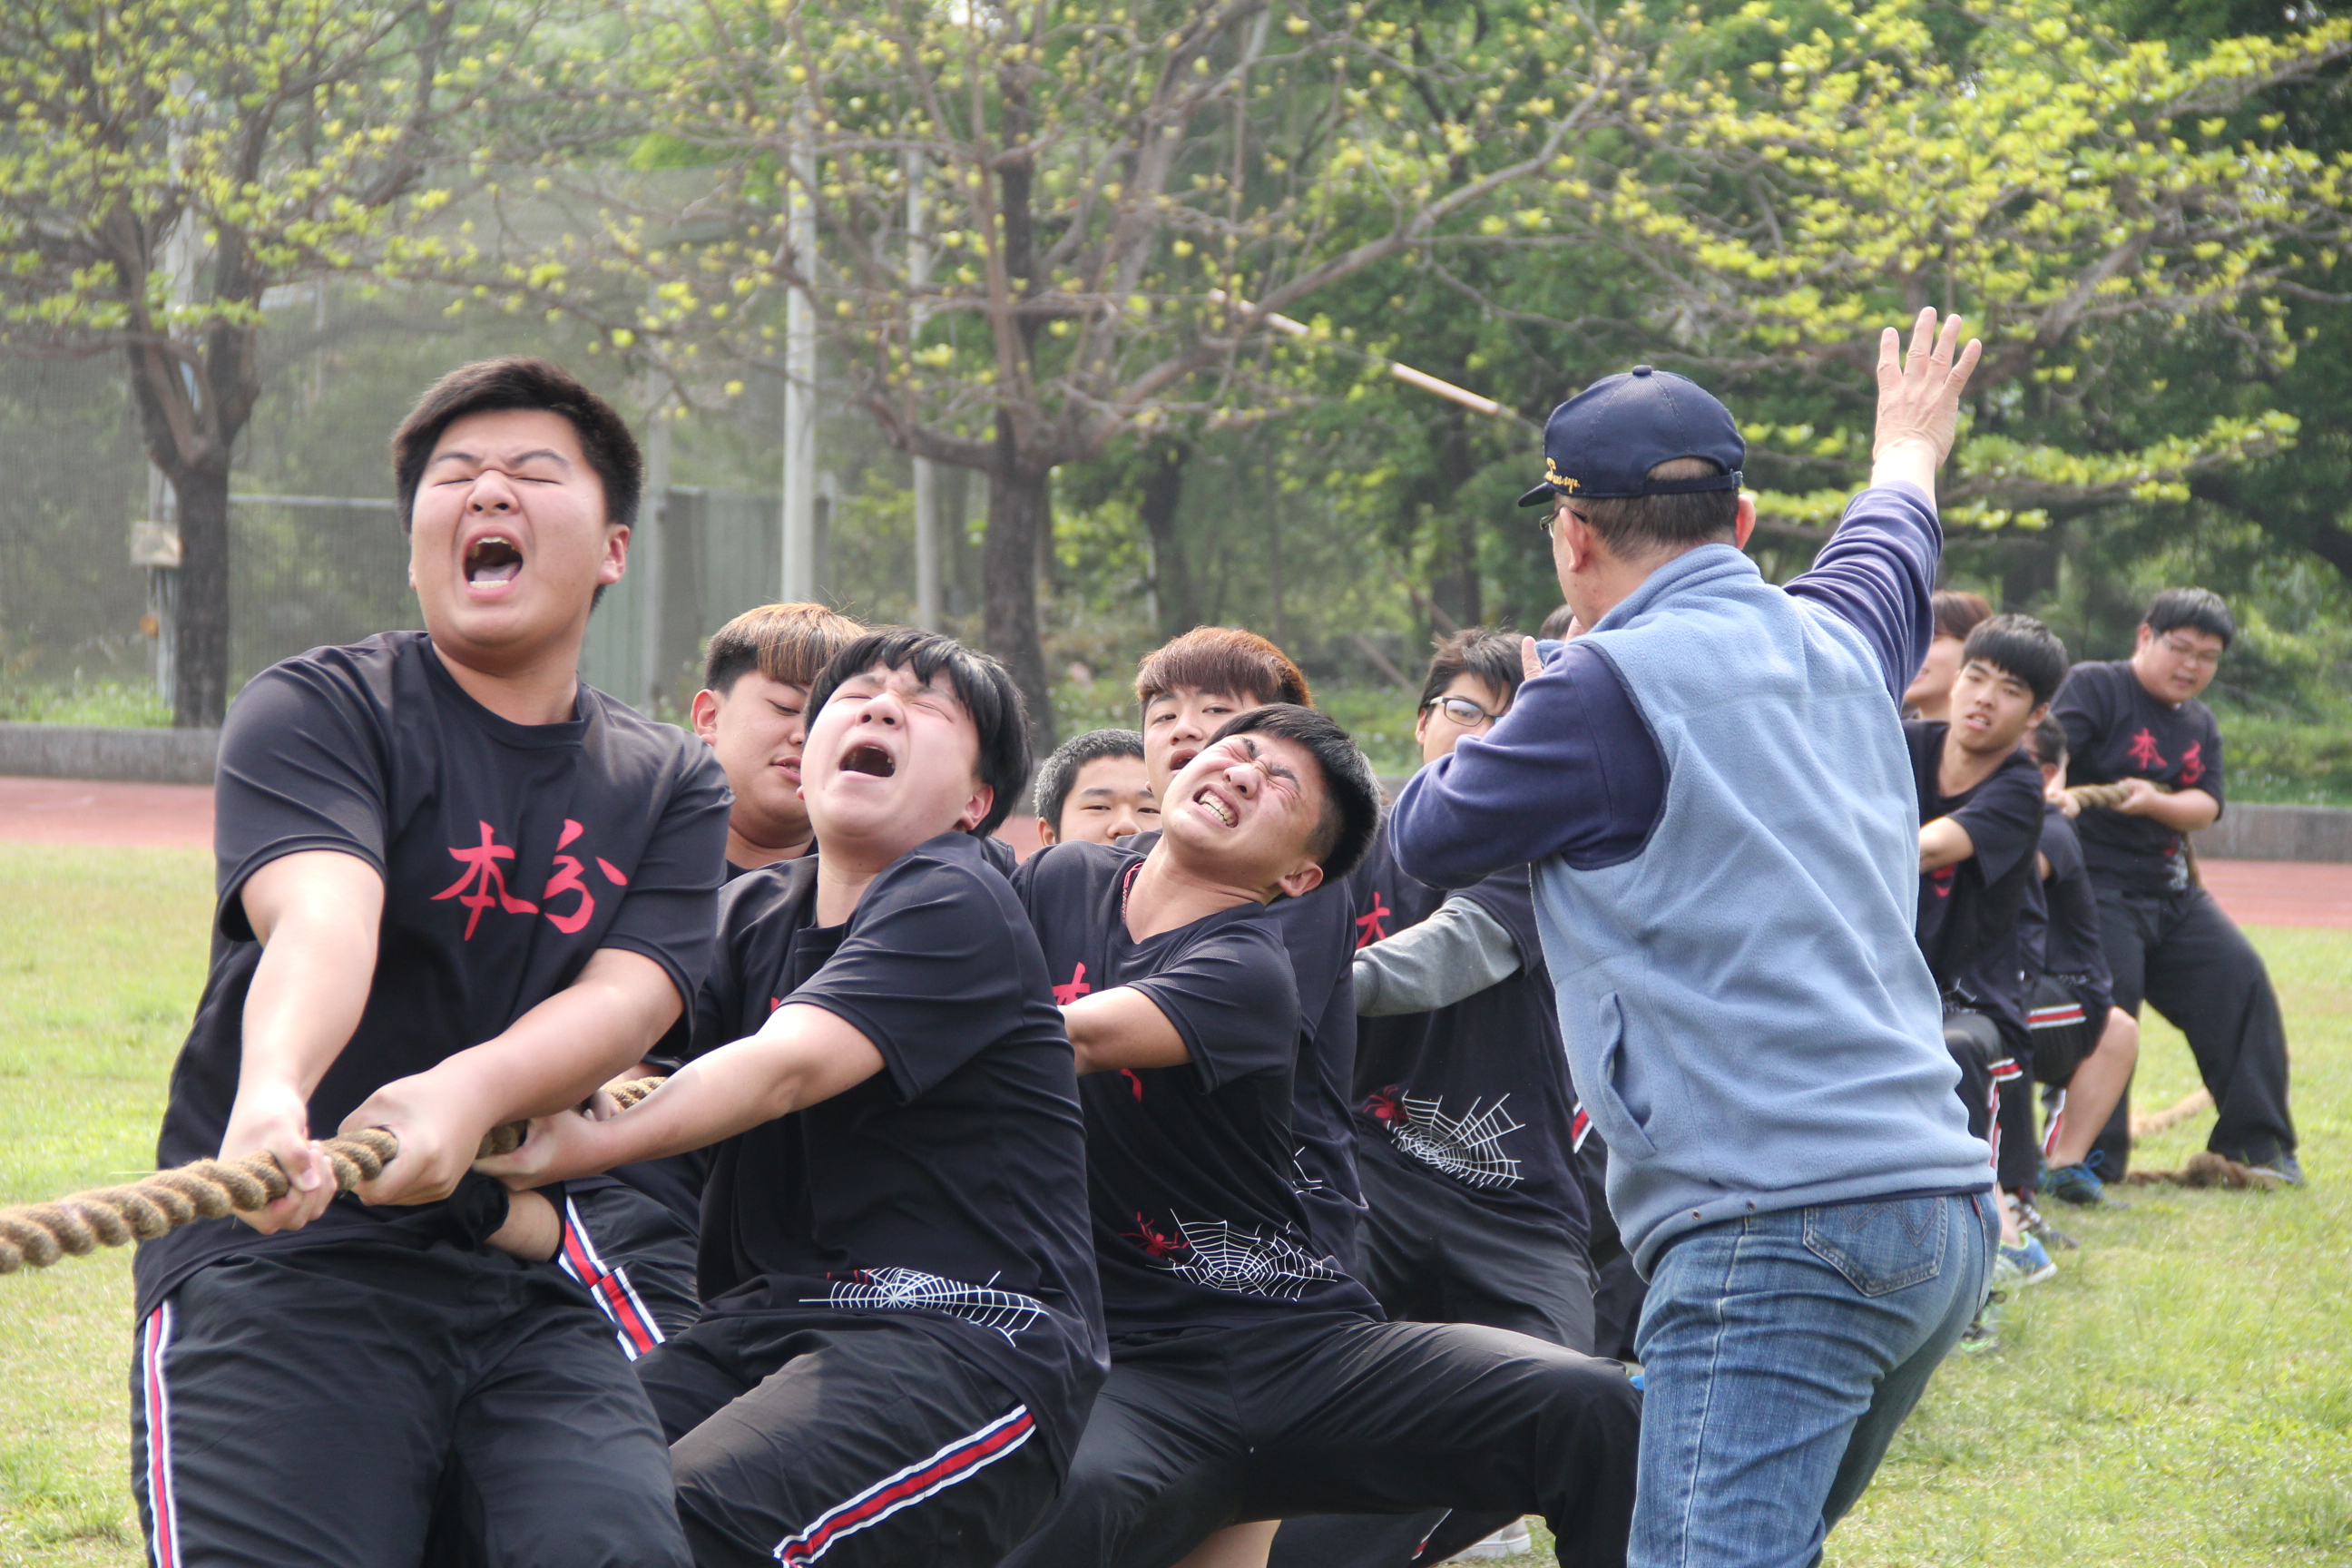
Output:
[1348, 829, 1588, 1244]
[690, 836, 1106, 1470]
[2051, 660, 2226, 896]
[1011, 841, 1380, 1339]
[135, 631, 732, 1317]
[1906, 720, 2044, 1046]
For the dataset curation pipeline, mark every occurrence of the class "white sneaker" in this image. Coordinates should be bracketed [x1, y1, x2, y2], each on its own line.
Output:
[1447, 1519, 1534, 1561]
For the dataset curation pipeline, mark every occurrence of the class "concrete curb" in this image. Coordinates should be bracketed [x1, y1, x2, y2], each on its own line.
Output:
[0, 723, 220, 786]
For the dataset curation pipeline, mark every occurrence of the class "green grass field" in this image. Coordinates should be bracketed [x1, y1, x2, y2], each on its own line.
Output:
[0, 842, 2346, 1565]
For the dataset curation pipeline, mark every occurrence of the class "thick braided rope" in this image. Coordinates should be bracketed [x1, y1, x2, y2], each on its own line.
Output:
[2063, 780, 2201, 886]
[0, 1076, 665, 1277]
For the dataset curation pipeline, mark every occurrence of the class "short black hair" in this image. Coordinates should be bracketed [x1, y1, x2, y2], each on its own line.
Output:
[2143, 587, 2235, 648]
[807, 628, 1033, 837]
[1202, 703, 1382, 882]
[1418, 628, 1526, 712]
[1034, 729, 1146, 828]
[704, 603, 865, 693]
[392, 357, 642, 534]
[1135, 626, 1313, 712]
[1536, 603, 1579, 642]
[2024, 714, 2068, 770]
[1960, 613, 2068, 709]
[1566, 457, 1740, 556]
[1930, 589, 1994, 643]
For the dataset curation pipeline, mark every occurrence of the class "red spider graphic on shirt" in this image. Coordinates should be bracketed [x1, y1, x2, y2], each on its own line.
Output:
[1122, 1212, 1190, 1260]
[1361, 1085, 1409, 1126]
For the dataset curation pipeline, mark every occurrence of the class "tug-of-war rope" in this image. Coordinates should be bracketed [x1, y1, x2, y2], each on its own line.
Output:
[0, 1077, 664, 1275]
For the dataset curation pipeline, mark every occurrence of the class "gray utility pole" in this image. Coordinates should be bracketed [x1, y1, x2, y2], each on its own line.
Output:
[906, 150, 941, 631]
[140, 93, 201, 705]
[639, 378, 673, 714]
[779, 91, 818, 604]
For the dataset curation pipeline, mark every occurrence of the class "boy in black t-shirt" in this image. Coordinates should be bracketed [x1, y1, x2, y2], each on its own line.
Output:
[131, 358, 730, 1568]
[483, 630, 1105, 1568]
[1002, 704, 1640, 1568]
[2051, 588, 2298, 1182]
[2016, 717, 2141, 1207]
[1906, 614, 2059, 1276]
[1130, 629, 1365, 1271]
[550, 601, 867, 1357]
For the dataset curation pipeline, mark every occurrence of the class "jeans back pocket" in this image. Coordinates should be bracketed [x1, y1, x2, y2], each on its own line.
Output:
[1802, 1196, 1948, 1297]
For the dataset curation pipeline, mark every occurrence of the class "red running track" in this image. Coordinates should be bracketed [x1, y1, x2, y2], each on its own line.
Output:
[2, 777, 2346, 930]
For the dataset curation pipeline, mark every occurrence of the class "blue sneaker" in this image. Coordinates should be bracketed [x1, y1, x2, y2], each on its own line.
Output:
[2043, 1161, 2107, 1208]
[1997, 1236, 2057, 1287]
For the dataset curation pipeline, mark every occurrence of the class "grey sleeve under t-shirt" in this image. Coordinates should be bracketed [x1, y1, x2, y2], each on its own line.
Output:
[1351, 895, 1524, 1016]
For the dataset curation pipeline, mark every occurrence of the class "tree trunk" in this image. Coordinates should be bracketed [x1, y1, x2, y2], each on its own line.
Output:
[1429, 404, 1483, 631]
[169, 457, 235, 727]
[1137, 439, 1198, 637]
[985, 417, 1057, 759]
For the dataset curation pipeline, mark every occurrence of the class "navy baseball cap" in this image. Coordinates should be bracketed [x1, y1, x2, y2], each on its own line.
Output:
[1515, 364, 1745, 507]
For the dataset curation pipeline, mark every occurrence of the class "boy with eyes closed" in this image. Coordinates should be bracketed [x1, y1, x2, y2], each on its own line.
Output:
[130, 358, 730, 1568]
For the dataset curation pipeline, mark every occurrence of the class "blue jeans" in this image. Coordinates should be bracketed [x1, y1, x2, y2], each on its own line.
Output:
[1630, 1191, 1995, 1568]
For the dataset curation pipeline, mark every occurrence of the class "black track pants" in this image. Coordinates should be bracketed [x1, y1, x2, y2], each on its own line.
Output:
[636, 1314, 1062, 1568]
[1268, 1141, 1601, 1568]
[998, 1312, 1639, 1568]
[2089, 884, 2297, 1175]
[555, 1181, 701, 1357]
[129, 1240, 688, 1568]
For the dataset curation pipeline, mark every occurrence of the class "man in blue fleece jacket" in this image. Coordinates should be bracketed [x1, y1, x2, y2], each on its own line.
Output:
[1388, 310, 1994, 1568]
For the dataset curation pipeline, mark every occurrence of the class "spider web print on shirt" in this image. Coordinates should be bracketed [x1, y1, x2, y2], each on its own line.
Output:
[804, 1267, 1049, 1343]
[1387, 1093, 1526, 1190]
[1158, 1218, 1343, 1301]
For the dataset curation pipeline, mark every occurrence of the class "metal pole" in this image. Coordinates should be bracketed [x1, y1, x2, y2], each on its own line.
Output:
[639, 387, 671, 713]
[906, 150, 941, 630]
[780, 92, 818, 603]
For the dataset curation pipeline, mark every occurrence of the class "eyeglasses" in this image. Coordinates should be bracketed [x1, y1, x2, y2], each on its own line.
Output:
[2158, 635, 2223, 670]
[1424, 695, 1501, 729]
[1539, 506, 1583, 539]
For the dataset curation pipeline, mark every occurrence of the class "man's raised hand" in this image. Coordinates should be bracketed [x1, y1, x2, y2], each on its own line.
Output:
[1871, 309, 1982, 499]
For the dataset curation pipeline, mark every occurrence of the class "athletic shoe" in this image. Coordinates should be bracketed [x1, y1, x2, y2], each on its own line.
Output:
[1450, 1519, 1534, 1560]
[2043, 1161, 2107, 1208]
[2018, 1194, 2089, 1245]
[2246, 1151, 2306, 1186]
[1997, 1236, 2057, 1287]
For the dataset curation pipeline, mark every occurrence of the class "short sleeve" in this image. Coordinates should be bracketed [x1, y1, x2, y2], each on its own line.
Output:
[1129, 923, 1298, 1093]
[213, 661, 392, 940]
[2051, 665, 2111, 778]
[2195, 715, 2227, 808]
[790, 858, 1033, 1102]
[1951, 758, 2045, 887]
[594, 741, 733, 1013]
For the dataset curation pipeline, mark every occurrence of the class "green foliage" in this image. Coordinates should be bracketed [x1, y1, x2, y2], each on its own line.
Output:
[0, 680, 171, 729]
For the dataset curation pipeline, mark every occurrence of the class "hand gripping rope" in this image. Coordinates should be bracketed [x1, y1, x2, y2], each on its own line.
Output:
[0, 1077, 665, 1276]
[2063, 780, 2202, 887]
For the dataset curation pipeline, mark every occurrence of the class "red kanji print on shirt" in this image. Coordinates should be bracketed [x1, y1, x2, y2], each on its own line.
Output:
[1053, 962, 1093, 1006]
[434, 818, 632, 940]
[434, 821, 539, 938]
[2180, 741, 2204, 785]
[2127, 728, 2167, 772]
[1355, 895, 1390, 950]
[1930, 865, 1956, 899]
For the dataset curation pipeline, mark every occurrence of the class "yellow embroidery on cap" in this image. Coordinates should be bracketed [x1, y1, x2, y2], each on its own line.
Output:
[1544, 458, 1580, 493]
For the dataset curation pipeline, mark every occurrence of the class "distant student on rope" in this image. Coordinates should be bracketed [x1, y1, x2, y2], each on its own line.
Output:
[1387, 315, 1995, 1568]
[1000, 705, 1640, 1568]
[2052, 588, 2300, 1183]
[1902, 590, 1994, 721]
[2016, 716, 2141, 1209]
[131, 358, 730, 1568]
[483, 629, 1105, 1568]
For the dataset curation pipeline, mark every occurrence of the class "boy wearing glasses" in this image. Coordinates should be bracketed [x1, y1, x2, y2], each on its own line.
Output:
[2050, 588, 2299, 1183]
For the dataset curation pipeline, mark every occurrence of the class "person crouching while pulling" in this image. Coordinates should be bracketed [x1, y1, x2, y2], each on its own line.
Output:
[482, 630, 1106, 1568]
[998, 704, 1641, 1568]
